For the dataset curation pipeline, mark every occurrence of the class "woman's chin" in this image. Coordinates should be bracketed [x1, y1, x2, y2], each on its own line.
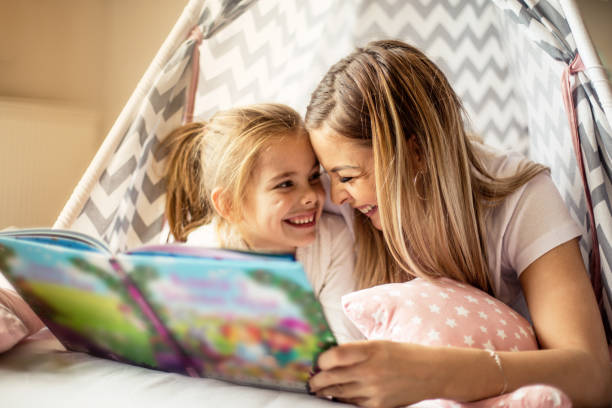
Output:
[370, 215, 382, 230]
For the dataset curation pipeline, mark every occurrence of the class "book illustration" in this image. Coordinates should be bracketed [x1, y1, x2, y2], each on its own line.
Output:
[0, 232, 337, 392]
[0, 239, 182, 372]
[119, 254, 336, 390]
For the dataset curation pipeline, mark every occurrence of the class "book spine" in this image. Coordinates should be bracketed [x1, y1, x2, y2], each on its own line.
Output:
[108, 259, 199, 377]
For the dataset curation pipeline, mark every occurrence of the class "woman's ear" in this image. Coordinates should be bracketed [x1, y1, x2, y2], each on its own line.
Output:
[407, 135, 425, 170]
[211, 187, 233, 221]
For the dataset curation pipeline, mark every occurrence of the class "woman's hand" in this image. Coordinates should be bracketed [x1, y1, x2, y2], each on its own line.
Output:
[308, 340, 460, 408]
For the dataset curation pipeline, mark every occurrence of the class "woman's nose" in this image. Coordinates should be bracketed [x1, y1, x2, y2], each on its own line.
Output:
[330, 182, 349, 206]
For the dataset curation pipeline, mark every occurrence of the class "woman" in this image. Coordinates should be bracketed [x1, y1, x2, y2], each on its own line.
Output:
[305, 40, 610, 407]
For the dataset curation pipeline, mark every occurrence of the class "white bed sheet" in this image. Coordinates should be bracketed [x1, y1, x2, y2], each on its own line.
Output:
[0, 329, 352, 408]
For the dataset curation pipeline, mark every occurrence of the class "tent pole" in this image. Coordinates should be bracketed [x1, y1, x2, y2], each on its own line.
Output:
[53, 0, 206, 230]
[560, 0, 612, 130]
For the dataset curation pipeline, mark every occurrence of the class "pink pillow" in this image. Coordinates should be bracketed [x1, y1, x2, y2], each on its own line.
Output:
[341, 278, 575, 406]
[342, 277, 537, 351]
[0, 302, 28, 353]
[413, 384, 571, 408]
[0, 288, 44, 353]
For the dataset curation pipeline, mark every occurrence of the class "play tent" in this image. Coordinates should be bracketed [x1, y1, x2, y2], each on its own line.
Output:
[54, 0, 612, 335]
[1, 0, 610, 406]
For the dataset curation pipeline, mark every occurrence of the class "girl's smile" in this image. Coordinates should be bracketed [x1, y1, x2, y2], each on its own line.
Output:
[236, 131, 325, 252]
[283, 211, 317, 227]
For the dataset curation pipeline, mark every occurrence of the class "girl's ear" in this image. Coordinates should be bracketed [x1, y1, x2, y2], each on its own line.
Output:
[211, 187, 233, 221]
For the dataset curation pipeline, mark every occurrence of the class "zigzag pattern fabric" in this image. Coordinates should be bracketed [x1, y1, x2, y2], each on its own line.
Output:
[495, 0, 612, 330]
[71, 0, 525, 249]
[70, 0, 258, 250]
[64, 0, 611, 327]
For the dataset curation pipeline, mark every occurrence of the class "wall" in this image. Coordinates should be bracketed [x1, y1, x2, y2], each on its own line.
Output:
[576, 0, 612, 80]
[0, 0, 186, 229]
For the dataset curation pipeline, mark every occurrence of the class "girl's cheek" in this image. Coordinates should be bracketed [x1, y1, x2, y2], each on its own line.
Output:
[314, 184, 326, 201]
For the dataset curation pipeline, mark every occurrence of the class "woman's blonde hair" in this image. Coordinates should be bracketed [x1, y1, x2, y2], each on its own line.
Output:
[161, 103, 306, 245]
[305, 40, 546, 294]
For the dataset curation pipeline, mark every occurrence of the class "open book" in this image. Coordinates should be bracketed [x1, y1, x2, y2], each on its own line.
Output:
[0, 228, 336, 392]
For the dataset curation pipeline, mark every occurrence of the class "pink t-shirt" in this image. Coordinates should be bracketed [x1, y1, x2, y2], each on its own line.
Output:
[468, 143, 583, 319]
[329, 143, 583, 320]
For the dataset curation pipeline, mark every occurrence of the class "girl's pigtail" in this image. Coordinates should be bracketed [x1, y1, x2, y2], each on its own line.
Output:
[162, 122, 212, 241]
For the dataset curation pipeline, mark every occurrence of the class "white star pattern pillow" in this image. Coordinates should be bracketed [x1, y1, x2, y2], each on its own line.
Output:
[342, 277, 538, 351]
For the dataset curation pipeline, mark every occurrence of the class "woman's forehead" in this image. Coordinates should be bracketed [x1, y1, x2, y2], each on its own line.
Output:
[309, 127, 372, 169]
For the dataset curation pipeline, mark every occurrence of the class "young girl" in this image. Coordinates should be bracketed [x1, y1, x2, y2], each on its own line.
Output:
[161, 103, 362, 344]
[0, 104, 362, 353]
[305, 40, 611, 407]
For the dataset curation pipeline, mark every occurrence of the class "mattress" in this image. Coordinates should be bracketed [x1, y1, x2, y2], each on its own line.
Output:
[0, 329, 349, 408]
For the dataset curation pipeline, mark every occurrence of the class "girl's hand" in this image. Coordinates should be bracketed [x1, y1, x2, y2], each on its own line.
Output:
[309, 340, 452, 408]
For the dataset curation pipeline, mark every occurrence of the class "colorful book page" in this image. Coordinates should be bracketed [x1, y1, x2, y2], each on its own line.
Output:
[127, 244, 294, 262]
[0, 237, 184, 373]
[117, 253, 337, 392]
[0, 228, 111, 253]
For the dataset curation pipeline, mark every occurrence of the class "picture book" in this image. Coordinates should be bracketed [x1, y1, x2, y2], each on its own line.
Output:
[0, 228, 337, 392]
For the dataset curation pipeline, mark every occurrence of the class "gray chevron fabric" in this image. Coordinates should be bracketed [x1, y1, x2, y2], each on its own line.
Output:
[495, 0, 612, 331]
[66, 0, 612, 328]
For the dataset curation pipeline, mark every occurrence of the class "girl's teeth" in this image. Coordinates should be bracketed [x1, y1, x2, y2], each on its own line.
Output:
[288, 216, 314, 224]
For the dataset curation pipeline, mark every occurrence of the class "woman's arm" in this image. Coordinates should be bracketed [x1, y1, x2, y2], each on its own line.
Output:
[509, 238, 611, 406]
[308, 239, 611, 407]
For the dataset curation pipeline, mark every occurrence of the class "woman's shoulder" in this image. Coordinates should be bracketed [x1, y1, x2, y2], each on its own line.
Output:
[471, 141, 534, 179]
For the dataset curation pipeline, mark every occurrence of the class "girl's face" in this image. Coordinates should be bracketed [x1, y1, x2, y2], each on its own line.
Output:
[309, 125, 381, 230]
[237, 132, 325, 252]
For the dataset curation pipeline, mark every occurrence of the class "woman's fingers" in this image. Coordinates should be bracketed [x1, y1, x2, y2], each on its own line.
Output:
[316, 340, 371, 370]
[314, 381, 362, 400]
[309, 363, 366, 394]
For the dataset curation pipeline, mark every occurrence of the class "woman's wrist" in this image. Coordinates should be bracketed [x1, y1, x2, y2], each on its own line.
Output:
[436, 346, 512, 401]
[486, 349, 508, 395]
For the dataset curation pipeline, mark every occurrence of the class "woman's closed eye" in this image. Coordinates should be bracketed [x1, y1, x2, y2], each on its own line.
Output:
[339, 176, 354, 183]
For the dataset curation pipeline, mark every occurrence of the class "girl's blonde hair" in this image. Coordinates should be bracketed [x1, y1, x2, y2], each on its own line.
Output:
[161, 103, 306, 245]
[305, 40, 547, 294]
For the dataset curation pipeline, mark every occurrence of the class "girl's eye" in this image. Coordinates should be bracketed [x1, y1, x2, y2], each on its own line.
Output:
[309, 171, 321, 182]
[339, 176, 354, 183]
[275, 180, 293, 189]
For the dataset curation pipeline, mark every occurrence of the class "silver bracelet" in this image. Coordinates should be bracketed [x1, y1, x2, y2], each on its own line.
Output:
[487, 349, 508, 396]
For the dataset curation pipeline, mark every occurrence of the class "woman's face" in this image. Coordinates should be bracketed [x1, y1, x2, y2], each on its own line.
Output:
[309, 125, 381, 230]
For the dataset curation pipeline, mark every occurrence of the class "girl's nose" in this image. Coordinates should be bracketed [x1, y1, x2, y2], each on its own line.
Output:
[301, 184, 319, 206]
